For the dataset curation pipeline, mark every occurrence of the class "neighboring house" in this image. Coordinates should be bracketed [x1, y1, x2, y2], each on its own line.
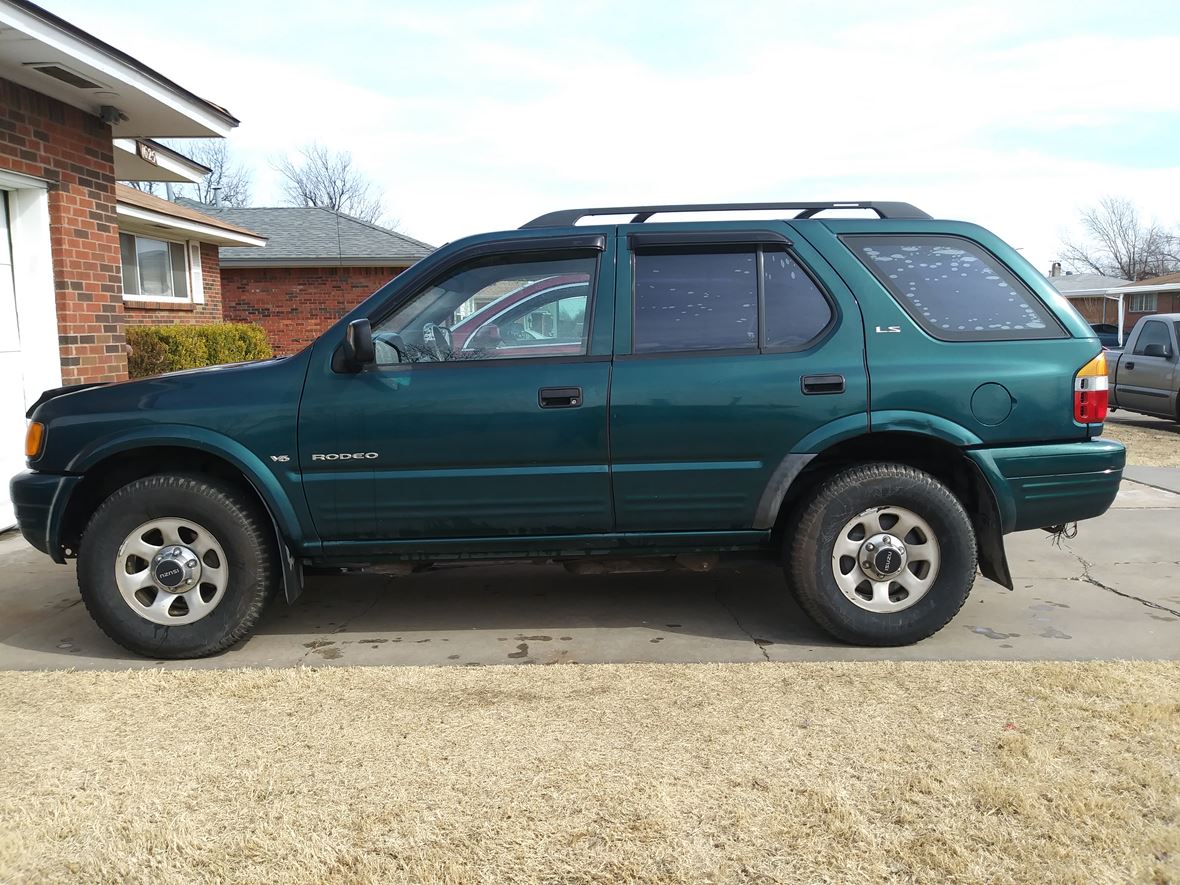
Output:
[1047, 264, 1132, 327]
[0, 0, 251, 526]
[176, 200, 434, 354]
[1048, 262, 1180, 346]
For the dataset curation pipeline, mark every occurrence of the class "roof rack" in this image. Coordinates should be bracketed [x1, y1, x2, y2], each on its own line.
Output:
[520, 201, 932, 229]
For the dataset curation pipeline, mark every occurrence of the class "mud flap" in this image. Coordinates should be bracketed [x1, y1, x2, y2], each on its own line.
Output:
[273, 523, 304, 604]
[968, 462, 1013, 590]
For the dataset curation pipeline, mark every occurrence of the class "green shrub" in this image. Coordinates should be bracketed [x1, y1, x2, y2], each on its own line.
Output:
[127, 323, 273, 379]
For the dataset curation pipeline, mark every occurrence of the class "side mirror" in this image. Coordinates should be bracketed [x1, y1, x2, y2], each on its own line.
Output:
[343, 318, 375, 369]
[1142, 342, 1171, 359]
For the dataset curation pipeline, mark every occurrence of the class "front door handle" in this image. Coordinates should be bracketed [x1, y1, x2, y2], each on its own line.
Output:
[801, 374, 845, 395]
[1124, 361, 1135, 370]
[539, 386, 582, 408]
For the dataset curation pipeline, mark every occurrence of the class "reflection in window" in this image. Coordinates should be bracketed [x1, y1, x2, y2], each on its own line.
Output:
[120, 233, 189, 300]
[373, 254, 596, 364]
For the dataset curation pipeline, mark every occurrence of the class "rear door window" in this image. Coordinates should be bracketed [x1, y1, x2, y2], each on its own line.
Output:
[843, 234, 1065, 341]
[632, 245, 833, 354]
[633, 249, 758, 353]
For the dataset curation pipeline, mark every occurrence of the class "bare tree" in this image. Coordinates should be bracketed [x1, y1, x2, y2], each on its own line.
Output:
[273, 142, 389, 225]
[175, 139, 252, 207]
[1059, 197, 1180, 281]
[121, 180, 164, 197]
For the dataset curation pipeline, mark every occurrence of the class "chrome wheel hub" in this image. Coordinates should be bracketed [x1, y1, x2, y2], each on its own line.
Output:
[859, 532, 908, 580]
[115, 518, 229, 626]
[150, 545, 202, 592]
[831, 506, 940, 614]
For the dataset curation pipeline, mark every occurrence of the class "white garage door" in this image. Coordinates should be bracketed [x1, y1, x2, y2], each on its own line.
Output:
[1, 192, 27, 529]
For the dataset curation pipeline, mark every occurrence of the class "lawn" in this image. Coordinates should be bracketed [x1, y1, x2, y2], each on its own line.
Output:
[1, 661, 1177, 884]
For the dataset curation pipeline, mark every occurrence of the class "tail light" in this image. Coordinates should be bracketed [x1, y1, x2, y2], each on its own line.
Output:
[1074, 352, 1108, 424]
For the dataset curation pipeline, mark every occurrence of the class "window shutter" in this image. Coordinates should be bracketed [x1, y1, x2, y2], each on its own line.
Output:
[189, 241, 204, 304]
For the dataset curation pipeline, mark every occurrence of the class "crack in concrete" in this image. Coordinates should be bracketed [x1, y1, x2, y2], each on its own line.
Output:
[1063, 544, 1180, 619]
[714, 586, 770, 661]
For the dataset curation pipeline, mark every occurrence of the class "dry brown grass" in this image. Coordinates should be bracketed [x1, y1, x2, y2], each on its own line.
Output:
[1, 661, 1177, 884]
[1102, 416, 1180, 467]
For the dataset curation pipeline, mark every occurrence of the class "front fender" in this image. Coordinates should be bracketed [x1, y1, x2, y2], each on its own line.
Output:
[65, 424, 310, 553]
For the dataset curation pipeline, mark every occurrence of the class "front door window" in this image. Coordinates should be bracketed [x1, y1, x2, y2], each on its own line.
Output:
[372, 253, 596, 364]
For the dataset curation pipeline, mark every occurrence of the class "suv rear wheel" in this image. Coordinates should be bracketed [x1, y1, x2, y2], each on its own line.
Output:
[78, 474, 275, 659]
[788, 463, 976, 646]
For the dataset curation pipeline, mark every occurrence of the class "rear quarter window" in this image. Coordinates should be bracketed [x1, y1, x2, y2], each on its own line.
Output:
[843, 234, 1065, 341]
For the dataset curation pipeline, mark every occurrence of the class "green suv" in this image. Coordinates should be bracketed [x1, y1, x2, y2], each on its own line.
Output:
[11, 202, 1124, 658]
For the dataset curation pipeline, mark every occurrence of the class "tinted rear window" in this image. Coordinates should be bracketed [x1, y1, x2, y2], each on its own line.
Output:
[634, 249, 758, 353]
[844, 234, 1064, 341]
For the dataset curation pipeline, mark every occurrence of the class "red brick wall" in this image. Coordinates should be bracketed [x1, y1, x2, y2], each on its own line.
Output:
[221, 265, 406, 354]
[1070, 292, 1180, 328]
[0, 77, 125, 383]
[123, 242, 224, 326]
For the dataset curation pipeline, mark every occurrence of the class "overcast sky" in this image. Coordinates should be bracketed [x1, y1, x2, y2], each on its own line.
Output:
[50, 0, 1180, 273]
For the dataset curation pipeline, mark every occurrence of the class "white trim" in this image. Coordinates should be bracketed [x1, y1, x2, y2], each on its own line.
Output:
[0, 3, 236, 137]
[189, 241, 204, 305]
[1114, 282, 1180, 294]
[116, 203, 266, 247]
[0, 169, 48, 190]
[4, 184, 61, 407]
[113, 139, 208, 184]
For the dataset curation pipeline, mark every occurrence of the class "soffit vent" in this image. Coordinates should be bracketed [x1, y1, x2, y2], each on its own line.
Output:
[25, 63, 104, 90]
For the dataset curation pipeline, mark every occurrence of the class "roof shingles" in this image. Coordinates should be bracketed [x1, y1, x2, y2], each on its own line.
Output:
[176, 200, 433, 266]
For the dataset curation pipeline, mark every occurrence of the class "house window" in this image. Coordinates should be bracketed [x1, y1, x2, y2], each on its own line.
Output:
[120, 233, 190, 300]
[1128, 292, 1157, 313]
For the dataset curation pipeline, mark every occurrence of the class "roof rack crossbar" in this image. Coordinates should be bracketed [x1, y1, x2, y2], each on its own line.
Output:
[521, 201, 931, 229]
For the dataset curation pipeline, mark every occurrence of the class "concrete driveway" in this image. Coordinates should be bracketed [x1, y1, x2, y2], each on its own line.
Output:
[1, 472, 1177, 670]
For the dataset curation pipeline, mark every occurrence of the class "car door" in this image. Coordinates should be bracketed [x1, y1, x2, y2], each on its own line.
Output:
[608, 223, 868, 533]
[1117, 319, 1178, 416]
[298, 233, 616, 550]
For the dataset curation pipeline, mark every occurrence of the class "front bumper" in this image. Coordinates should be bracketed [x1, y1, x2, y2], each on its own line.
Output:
[9, 471, 80, 561]
[968, 439, 1126, 534]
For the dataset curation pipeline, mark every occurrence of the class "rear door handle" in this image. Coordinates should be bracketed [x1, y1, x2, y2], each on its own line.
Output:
[801, 374, 845, 395]
[539, 386, 582, 408]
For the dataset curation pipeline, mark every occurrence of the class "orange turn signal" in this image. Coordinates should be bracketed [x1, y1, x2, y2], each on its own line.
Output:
[25, 421, 45, 459]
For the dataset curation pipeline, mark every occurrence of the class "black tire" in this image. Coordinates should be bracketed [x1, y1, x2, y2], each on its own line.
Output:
[78, 474, 276, 659]
[787, 463, 976, 646]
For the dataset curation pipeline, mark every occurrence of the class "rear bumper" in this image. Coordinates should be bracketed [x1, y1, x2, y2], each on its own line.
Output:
[8, 471, 79, 561]
[968, 439, 1126, 533]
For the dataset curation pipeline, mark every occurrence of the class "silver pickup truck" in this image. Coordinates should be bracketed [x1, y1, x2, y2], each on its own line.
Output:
[1109, 313, 1180, 422]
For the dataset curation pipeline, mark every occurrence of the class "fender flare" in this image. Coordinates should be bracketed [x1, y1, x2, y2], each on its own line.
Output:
[62, 425, 309, 602]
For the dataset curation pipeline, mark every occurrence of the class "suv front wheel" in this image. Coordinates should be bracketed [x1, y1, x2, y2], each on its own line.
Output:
[788, 463, 977, 646]
[78, 474, 276, 658]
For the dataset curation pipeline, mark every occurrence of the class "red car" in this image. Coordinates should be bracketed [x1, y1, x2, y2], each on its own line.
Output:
[450, 273, 590, 358]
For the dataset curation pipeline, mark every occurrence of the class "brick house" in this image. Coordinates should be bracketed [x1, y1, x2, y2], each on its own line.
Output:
[1049, 263, 1180, 346]
[176, 202, 433, 354]
[0, 0, 251, 525]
